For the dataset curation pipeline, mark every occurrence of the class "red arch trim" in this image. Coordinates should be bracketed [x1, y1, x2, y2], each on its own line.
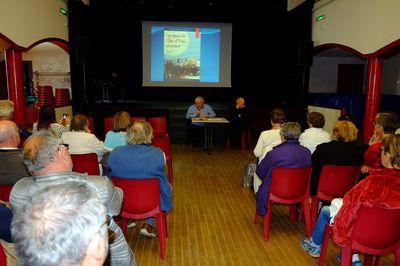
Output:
[314, 38, 400, 59]
[0, 33, 69, 54]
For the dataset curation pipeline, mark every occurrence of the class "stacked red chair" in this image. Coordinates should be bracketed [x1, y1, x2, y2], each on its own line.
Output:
[254, 167, 313, 241]
[37, 85, 54, 107]
[54, 88, 71, 107]
[112, 178, 168, 259]
[152, 134, 173, 184]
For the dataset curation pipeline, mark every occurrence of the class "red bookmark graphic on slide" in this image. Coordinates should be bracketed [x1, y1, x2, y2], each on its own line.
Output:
[195, 28, 200, 38]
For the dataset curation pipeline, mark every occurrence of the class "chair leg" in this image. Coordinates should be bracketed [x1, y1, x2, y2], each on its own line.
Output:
[241, 133, 246, 151]
[264, 200, 273, 240]
[163, 212, 168, 238]
[341, 247, 352, 266]
[247, 130, 251, 149]
[254, 209, 259, 224]
[302, 198, 312, 238]
[156, 213, 166, 259]
[364, 254, 374, 266]
[395, 248, 400, 266]
[226, 138, 230, 150]
[373, 255, 381, 266]
[311, 195, 318, 229]
[167, 159, 173, 184]
[318, 224, 331, 266]
[121, 217, 127, 236]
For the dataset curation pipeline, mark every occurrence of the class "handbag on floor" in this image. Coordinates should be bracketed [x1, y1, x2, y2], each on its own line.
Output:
[243, 158, 256, 188]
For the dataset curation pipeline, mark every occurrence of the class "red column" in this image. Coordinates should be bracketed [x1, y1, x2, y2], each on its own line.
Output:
[6, 49, 26, 128]
[363, 57, 383, 144]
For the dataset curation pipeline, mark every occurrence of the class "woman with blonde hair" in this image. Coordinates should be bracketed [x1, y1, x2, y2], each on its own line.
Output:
[104, 111, 131, 150]
[310, 121, 363, 195]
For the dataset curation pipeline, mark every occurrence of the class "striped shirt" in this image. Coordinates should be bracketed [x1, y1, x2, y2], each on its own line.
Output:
[32, 122, 70, 138]
[299, 127, 331, 154]
[10, 172, 136, 266]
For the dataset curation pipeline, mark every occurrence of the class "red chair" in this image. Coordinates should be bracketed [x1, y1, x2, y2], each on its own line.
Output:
[226, 130, 251, 151]
[111, 178, 167, 259]
[254, 167, 312, 240]
[152, 134, 173, 184]
[318, 206, 400, 266]
[87, 117, 95, 134]
[0, 243, 6, 266]
[71, 153, 100, 175]
[0, 185, 13, 201]
[311, 165, 360, 228]
[149, 117, 167, 134]
[131, 117, 146, 123]
[104, 117, 114, 136]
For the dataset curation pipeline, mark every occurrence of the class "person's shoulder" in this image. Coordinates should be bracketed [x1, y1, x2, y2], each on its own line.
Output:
[12, 176, 35, 193]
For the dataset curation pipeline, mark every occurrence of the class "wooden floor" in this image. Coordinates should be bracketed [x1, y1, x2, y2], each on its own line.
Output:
[126, 144, 396, 265]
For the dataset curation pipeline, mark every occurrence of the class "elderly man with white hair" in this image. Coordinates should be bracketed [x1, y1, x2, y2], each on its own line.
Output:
[0, 120, 29, 186]
[12, 182, 108, 266]
[10, 131, 136, 266]
[186, 96, 216, 145]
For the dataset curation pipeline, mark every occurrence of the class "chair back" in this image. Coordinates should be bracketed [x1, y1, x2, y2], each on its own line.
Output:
[0, 243, 6, 266]
[270, 167, 312, 202]
[317, 165, 360, 200]
[152, 134, 171, 156]
[0, 185, 13, 201]
[149, 117, 167, 134]
[131, 117, 146, 123]
[104, 117, 114, 135]
[352, 206, 400, 254]
[112, 178, 161, 218]
[71, 153, 100, 175]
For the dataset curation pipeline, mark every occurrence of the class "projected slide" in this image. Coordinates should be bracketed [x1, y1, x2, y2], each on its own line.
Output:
[150, 26, 221, 83]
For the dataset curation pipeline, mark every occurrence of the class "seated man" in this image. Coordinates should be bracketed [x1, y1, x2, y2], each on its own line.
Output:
[228, 97, 250, 147]
[0, 100, 31, 139]
[10, 131, 136, 266]
[12, 182, 108, 266]
[186, 96, 216, 145]
[0, 120, 30, 186]
[256, 122, 311, 216]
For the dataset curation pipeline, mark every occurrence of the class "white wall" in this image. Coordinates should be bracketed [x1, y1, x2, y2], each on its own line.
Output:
[22, 43, 71, 98]
[312, 0, 400, 54]
[309, 56, 367, 93]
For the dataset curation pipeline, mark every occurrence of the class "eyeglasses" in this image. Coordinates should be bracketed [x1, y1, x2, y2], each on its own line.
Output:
[59, 143, 69, 151]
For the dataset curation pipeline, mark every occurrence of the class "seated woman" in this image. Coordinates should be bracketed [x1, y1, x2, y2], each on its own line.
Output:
[107, 121, 173, 237]
[310, 121, 363, 196]
[360, 112, 398, 177]
[253, 108, 286, 193]
[32, 105, 69, 138]
[61, 114, 105, 160]
[301, 134, 400, 265]
[299, 112, 331, 154]
[104, 111, 131, 151]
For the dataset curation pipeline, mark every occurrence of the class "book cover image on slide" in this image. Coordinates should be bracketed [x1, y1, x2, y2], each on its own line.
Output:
[164, 29, 201, 81]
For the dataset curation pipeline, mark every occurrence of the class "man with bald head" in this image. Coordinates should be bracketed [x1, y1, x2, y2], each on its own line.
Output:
[228, 97, 250, 147]
[0, 120, 29, 186]
[186, 96, 216, 145]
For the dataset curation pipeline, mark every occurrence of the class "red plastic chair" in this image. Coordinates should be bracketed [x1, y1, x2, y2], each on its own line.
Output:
[149, 117, 167, 134]
[71, 153, 100, 175]
[311, 165, 360, 228]
[254, 167, 313, 240]
[152, 134, 173, 184]
[318, 206, 400, 266]
[131, 117, 146, 123]
[104, 117, 114, 136]
[0, 185, 13, 201]
[226, 130, 251, 151]
[111, 178, 167, 259]
[0, 243, 6, 266]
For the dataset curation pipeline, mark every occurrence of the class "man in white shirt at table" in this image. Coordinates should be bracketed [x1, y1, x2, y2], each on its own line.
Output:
[186, 96, 216, 145]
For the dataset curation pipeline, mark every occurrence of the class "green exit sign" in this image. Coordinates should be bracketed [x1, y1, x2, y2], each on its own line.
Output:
[316, 15, 325, 22]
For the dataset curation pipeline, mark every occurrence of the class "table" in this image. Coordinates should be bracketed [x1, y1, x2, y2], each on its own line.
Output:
[191, 117, 229, 154]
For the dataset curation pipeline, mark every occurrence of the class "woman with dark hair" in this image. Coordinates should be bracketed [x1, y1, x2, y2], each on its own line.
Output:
[61, 114, 104, 160]
[32, 105, 70, 137]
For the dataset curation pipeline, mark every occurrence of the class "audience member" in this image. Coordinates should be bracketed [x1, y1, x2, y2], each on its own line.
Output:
[33, 105, 70, 137]
[12, 182, 108, 266]
[104, 111, 131, 150]
[361, 112, 398, 176]
[301, 134, 400, 265]
[186, 96, 216, 145]
[10, 131, 136, 265]
[253, 108, 286, 161]
[227, 97, 250, 147]
[61, 114, 105, 160]
[310, 121, 363, 196]
[107, 121, 173, 237]
[0, 200, 12, 242]
[0, 120, 29, 186]
[299, 112, 331, 154]
[255, 122, 311, 216]
[0, 100, 14, 120]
